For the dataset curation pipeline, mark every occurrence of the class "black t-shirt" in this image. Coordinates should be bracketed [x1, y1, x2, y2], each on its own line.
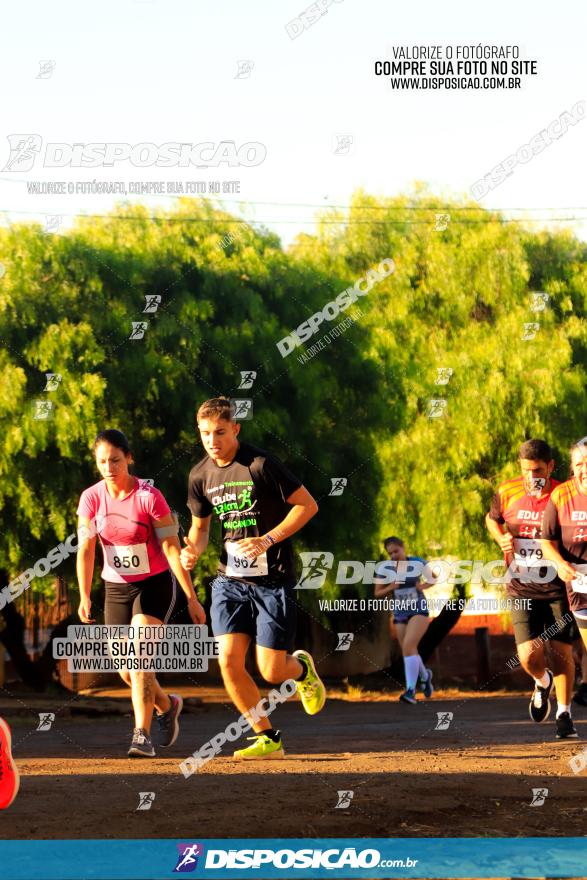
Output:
[187, 442, 303, 586]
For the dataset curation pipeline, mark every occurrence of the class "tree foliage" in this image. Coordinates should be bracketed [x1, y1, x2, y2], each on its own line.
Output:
[290, 189, 587, 563]
[1, 191, 586, 603]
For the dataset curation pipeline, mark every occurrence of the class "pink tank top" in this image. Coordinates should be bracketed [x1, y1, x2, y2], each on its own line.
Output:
[77, 478, 171, 583]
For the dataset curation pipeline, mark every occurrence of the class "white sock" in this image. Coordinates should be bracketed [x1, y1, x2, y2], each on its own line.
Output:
[417, 655, 427, 680]
[534, 672, 551, 688]
[403, 655, 420, 690]
[556, 703, 571, 718]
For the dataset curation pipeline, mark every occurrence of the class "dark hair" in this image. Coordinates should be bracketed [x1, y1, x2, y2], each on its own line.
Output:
[519, 439, 553, 463]
[383, 536, 404, 549]
[197, 397, 235, 424]
[93, 429, 132, 456]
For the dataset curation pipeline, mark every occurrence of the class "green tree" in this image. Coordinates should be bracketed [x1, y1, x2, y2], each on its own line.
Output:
[2, 192, 587, 687]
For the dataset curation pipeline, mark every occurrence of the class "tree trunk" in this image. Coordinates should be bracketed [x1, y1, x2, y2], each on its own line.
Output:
[0, 600, 46, 691]
[417, 604, 464, 662]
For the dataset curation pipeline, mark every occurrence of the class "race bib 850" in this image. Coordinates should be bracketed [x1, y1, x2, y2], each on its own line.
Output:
[104, 543, 150, 576]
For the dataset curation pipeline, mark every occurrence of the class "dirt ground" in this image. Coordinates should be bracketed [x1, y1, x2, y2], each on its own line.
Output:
[1, 684, 586, 842]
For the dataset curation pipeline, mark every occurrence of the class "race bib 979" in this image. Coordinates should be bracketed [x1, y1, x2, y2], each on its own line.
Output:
[513, 538, 544, 567]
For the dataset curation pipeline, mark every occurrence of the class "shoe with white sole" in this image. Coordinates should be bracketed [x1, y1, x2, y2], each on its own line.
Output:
[529, 670, 553, 723]
[128, 727, 156, 758]
[233, 733, 285, 760]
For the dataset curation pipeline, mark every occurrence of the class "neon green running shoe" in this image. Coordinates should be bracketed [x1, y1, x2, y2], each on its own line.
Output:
[293, 650, 326, 715]
[233, 734, 285, 760]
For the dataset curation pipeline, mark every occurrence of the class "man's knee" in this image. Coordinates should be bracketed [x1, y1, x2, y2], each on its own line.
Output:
[218, 650, 247, 678]
[517, 638, 543, 665]
[547, 640, 573, 671]
[257, 660, 286, 684]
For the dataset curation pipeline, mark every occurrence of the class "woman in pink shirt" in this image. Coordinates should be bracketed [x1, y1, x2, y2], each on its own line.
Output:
[76, 429, 206, 758]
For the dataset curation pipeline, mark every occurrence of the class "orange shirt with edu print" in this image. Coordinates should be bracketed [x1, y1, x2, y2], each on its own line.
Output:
[542, 477, 587, 614]
[488, 476, 563, 599]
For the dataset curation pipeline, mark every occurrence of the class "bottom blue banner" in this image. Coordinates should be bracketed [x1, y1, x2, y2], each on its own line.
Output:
[0, 837, 584, 879]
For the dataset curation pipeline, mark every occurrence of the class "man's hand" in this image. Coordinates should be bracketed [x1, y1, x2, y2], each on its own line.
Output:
[180, 537, 197, 570]
[234, 536, 270, 560]
[187, 597, 206, 625]
[78, 597, 95, 624]
[498, 532, 514, 555]
[557, 560, 578, 583]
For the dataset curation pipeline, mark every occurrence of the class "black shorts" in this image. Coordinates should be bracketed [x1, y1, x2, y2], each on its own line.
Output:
[510, 595, 574, 646]
[104, 569, 179, 626]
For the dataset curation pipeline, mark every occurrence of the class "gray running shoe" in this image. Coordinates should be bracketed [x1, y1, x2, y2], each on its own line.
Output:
[128, 728, 155, 758]
[156, 694, 183, 748]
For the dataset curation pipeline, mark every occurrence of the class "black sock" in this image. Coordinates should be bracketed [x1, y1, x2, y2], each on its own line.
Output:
[263, 728, 281, 742]
[296, 657, 309, 681]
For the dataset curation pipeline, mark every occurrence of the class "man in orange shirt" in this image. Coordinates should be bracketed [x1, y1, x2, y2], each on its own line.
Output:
[486, 439, 576, 740]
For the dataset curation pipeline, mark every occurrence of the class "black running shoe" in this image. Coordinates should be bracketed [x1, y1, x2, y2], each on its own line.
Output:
[572, 682, 587, 708]
[555, 712, 579, 740]
[529, 670, 553, 723]
[128, 728, 156, 757]
[420, 668, 434, 699]
[156, 694, 183, 748]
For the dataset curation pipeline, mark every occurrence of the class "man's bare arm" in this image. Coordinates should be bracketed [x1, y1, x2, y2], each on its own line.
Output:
[180, 515, 212, 570]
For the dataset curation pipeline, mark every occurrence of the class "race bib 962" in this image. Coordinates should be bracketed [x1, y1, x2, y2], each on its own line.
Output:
[225, 541, 268, 577]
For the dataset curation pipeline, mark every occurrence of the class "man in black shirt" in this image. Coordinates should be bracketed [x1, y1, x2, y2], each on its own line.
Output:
[181, 397, 325, 760]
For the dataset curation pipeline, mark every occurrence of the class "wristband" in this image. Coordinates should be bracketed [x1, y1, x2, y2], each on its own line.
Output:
[264, 534, 276, 546]
[155, 523, 179, 540]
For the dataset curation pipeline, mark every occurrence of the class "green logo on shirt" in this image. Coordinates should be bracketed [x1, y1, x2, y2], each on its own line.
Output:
[223, 518, 257, 529]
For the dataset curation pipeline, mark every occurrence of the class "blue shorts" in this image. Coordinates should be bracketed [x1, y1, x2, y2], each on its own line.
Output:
[210, 575, 297, 651]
